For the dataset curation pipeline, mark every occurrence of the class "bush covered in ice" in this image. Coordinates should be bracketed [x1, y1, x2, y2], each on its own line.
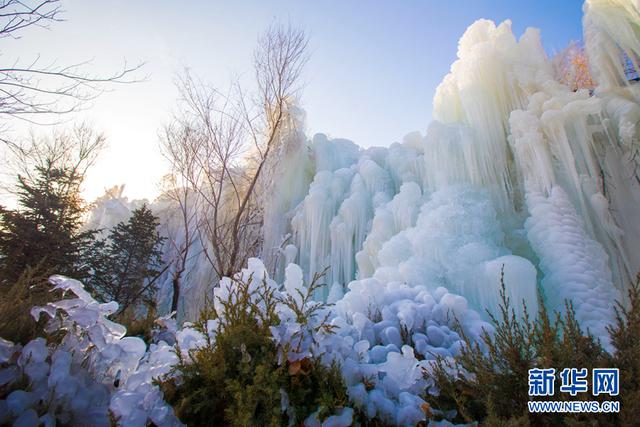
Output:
[158, 260, 350, 427]
[0, 275, 181, 427]
[0, 259, 502, 426]
[0, 263, 359, 426]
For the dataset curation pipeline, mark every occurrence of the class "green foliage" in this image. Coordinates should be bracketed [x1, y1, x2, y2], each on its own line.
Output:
[352, 408, 393, 427]
[607, 276, 640, 427]
[0, 171, 165, 341]
[0, 162, 96, 285]
[86, 205, 165, 315]
[159, 272, 348, 426]
[425, 271, 640, 426]
[0, 156, 93, 344]
[118, 305, 158, 342]
[0, 263, 53, 344]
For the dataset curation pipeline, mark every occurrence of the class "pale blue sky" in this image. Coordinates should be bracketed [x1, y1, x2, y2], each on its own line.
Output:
[4, 0, 584, 201]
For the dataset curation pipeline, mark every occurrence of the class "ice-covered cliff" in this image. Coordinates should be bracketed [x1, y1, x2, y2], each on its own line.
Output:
[88, 0, 640, 344]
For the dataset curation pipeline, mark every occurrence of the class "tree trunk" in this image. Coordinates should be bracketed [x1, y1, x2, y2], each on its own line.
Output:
[171, 270, 182, 314]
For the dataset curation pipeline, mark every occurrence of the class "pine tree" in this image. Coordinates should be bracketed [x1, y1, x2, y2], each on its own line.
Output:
[87, 205, 166, 314]
[0, 161, 95, 285]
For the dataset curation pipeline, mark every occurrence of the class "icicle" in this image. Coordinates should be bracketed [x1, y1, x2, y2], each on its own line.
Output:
[583, 0, 640, 90]
[525, 187, 619, 347]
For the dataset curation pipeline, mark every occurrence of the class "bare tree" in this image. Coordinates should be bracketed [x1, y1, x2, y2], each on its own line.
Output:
[6, 123, 106, 182]
[157, 172, 199, 315]
[161, 23, 308, 280]
[0, 0, 61, 38]
[159, 115, 202, 316]
[2, 123, 106, 208]
[0, 0, 143, 128]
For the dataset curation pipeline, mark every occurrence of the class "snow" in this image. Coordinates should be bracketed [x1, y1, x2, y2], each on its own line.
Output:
[11, 1, 640, 424]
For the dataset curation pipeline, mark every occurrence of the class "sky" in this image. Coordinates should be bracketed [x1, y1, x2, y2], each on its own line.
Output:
[3, 0, 585, 202]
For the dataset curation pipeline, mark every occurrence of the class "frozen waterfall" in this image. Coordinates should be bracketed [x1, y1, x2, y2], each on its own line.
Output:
[87, 0, 640, 344]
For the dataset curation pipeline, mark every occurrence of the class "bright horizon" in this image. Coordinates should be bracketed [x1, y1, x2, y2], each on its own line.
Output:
[3, 0, 584, 203]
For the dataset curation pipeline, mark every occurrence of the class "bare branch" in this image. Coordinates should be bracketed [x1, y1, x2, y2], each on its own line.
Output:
[160, 23, 308, 280]
[0, 1, 62, 40]
[0, 1, 146, 126]
[5, 123, 106, 183]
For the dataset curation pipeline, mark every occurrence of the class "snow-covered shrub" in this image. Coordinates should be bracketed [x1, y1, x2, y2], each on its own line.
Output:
[197, 259, 482, 426]
[159, 259, 350, 427]
[0, 258, 521, 427]
[320, 274, 494, 426]
[0, 274, 182, 427]
[0, 262, 355, 427]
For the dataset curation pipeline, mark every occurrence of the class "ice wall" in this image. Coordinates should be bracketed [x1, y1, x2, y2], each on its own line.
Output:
[582, 0, 640, 287]
[84, 0, 640, 344]
[260, 107, 316, 278]
[525, 187, 618, 345]
[276, 133, 540, 321]
[431, 20, 552, 215]
[265, 6, 640, 338]
[83, 185, 145, 234]
[583, 0, 640, 90]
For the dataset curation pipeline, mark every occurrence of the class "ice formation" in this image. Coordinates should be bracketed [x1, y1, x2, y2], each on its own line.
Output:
[79, 1, 638, 335]
[1, 261, 493, 426]
[1, 276, 183, 427]
[29, 0, 639, 424]
[274, 3, 638, 332]
[583, 0, 640, 89]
